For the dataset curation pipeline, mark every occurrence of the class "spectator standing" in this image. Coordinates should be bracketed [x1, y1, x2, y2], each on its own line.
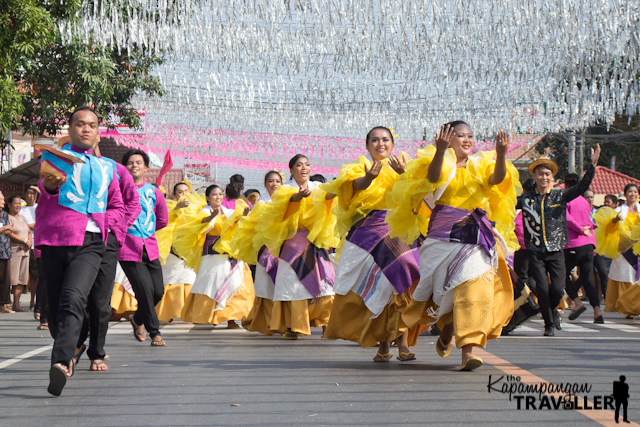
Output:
[5, 194, 32, 312]
[0, 191, 14, 313]
[19, 186, 38, 312]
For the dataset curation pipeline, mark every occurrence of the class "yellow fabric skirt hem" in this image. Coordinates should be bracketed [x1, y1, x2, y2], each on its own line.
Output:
[155, 283, 192, 322]
[270, 296, 333, 336]
[324, 291, 409, 348]
[180, 282, 255, 325]
[605, 279, 640, 315]
[110, 282, 138, 314]
[242, 297, 275, 335]
[402, 257, 514, 349]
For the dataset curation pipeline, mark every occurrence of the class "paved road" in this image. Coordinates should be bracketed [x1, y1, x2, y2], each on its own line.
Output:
[1, 305, 638, 427]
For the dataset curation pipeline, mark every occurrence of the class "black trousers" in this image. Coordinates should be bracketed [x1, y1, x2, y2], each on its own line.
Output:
[120, 249, 164, 338]
[78, 233, 119, 360]
[528, 250, 566, 328]
[593, 254, 609, 297]
[564, 244, 600, 308]
[41, 233, 105, 366]
[35, 257, 48, 323]
[615, 399, 628, 422]
[513, 249, 536, 295]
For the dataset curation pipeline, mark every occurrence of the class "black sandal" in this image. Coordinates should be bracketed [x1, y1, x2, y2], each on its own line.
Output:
[47, 365, 67, 396]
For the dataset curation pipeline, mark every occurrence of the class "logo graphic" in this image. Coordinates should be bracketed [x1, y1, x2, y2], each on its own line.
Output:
[613, 375, 630, 423]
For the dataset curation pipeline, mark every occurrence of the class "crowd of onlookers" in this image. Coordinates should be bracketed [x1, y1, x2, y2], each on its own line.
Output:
[0, 186, 43, 324]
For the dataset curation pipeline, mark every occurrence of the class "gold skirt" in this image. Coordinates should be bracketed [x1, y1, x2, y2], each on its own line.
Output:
[242, 297, 275, 335]
[402, 255, 513, 349]
[155, 283, 192, 322]
[323, 291, 410, 348]
[110, 282, 138, 314]
[605, 279, 640, 315]
[180, 281, 255, 325]
[270, 296, 333, 336]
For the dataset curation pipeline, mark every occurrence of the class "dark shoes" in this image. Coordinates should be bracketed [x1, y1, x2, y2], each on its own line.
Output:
[544, 326, 555, 336]
[553, 308, 562, 330]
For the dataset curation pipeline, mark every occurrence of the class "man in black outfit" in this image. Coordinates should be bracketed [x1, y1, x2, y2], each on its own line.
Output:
[517, 144, 601, 337]
[613, 375, 630, 423]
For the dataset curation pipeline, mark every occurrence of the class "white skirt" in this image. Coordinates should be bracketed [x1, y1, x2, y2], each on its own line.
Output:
[609, 254, 639, 284]
[162, 253, 197, 286]
[272, 260, 335, 302]
[333, 239, 397, 318]
[190, 254, 246, 311]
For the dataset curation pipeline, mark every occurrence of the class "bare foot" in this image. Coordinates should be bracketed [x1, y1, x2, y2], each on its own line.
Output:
[90, 360, 109, 371]
[150, 336, 166, 346]
[13, 306, 25, 312]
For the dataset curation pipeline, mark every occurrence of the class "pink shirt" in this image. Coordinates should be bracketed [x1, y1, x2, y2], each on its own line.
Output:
[564, 196, 596, 249]
[109, 162, 142, 246]
[515, 211, 526, 250]
[118, 184, 168, 262]
[221, 197, 251, 210]
[35, 146, 124, 247]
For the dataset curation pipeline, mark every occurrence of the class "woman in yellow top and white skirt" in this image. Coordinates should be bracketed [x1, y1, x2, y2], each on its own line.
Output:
[176, 184, 254, 327]
[321, 127, 441, 362]
[231, 170, 283, 335]
[253, 154, 339, 339]
[595, 183, 640, 318]
[386, 121, 521, 371]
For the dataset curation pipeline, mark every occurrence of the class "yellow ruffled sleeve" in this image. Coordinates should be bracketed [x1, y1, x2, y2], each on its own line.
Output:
[385, 146, 456, 243]
[173, 211, 223, 271]
[254, 185, 339, 255]
[594, 207, 631, 258]
[229, 201, 270, 264]
[214, 200, 249, 256]
[470, 151, 522, 253]
[320, 155, 401, 238]
[156, 200, 178, 264]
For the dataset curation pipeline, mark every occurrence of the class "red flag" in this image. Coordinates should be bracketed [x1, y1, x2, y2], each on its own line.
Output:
[156, 150, 174, 187]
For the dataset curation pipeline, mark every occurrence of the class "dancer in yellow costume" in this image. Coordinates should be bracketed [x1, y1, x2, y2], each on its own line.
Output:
[176, 184, 254, 327]
[252, 154, 339, 339]
[596, 183, 640, 317]
[155, 182, 208, 322]
[386, 121, 520, 371]
[231, 171, 283, 335]
[320, 127, 429, 362]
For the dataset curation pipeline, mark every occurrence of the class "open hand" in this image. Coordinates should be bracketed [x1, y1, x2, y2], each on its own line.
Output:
[243, 207, 250, 216]
[591, 143, 601, 167]
[290, 188, 312, 202]
[175, 200, 190, 210]
[434, 124, 454, 152]
[495, 130, 509, 157]
[389, 153, 407, 175]
[364, 161, 383, 180]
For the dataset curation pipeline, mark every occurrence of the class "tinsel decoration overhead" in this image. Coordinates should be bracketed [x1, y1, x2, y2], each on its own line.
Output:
[61, 0, 639, 143]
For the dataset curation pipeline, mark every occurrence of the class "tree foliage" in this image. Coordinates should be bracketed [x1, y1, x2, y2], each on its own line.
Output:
[0, 0, 164, 140]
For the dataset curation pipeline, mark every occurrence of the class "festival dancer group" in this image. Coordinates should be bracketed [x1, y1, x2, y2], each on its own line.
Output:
[37, 106, 608, 396]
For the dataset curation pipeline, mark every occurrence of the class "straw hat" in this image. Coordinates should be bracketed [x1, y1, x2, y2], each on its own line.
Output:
[528, 157, 558, 175]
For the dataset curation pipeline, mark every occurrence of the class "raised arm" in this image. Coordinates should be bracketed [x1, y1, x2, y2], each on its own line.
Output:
[488, 130, 509, 186]
[428, 125, 454, 183]
[564, 144, 601, 203]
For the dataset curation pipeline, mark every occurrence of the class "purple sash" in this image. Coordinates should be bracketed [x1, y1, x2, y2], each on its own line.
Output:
[279, 229, 335, 298]
[258, 246, 279, 284]
[346, 210, 420, 295]
[203, 235, 220, 256]
[622, 248, 640, 280]
[426, 205, 496, 257]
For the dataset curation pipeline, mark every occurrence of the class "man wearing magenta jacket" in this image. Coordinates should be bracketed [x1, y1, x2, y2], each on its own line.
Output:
[563, 173, 603, 323]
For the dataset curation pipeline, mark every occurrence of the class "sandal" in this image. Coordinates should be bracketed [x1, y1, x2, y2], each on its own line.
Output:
[129, 314, 147, 342]
[373, 352, 392, 363]
[568, 306, 587, 320]
[37, 323, 49, 330]
[150, 337, 166, 346]
[458, 355, 483, 371]
[34, 312, 40, 321]
[283, 331, 298, 340]
[73, 344, 86, 366]
[47, 365, 68, 396]
[435, 336, 452, 358]
[593, 316, 605, 324]
[396, 352, 416, 362]
[90, 360, 109, 371]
